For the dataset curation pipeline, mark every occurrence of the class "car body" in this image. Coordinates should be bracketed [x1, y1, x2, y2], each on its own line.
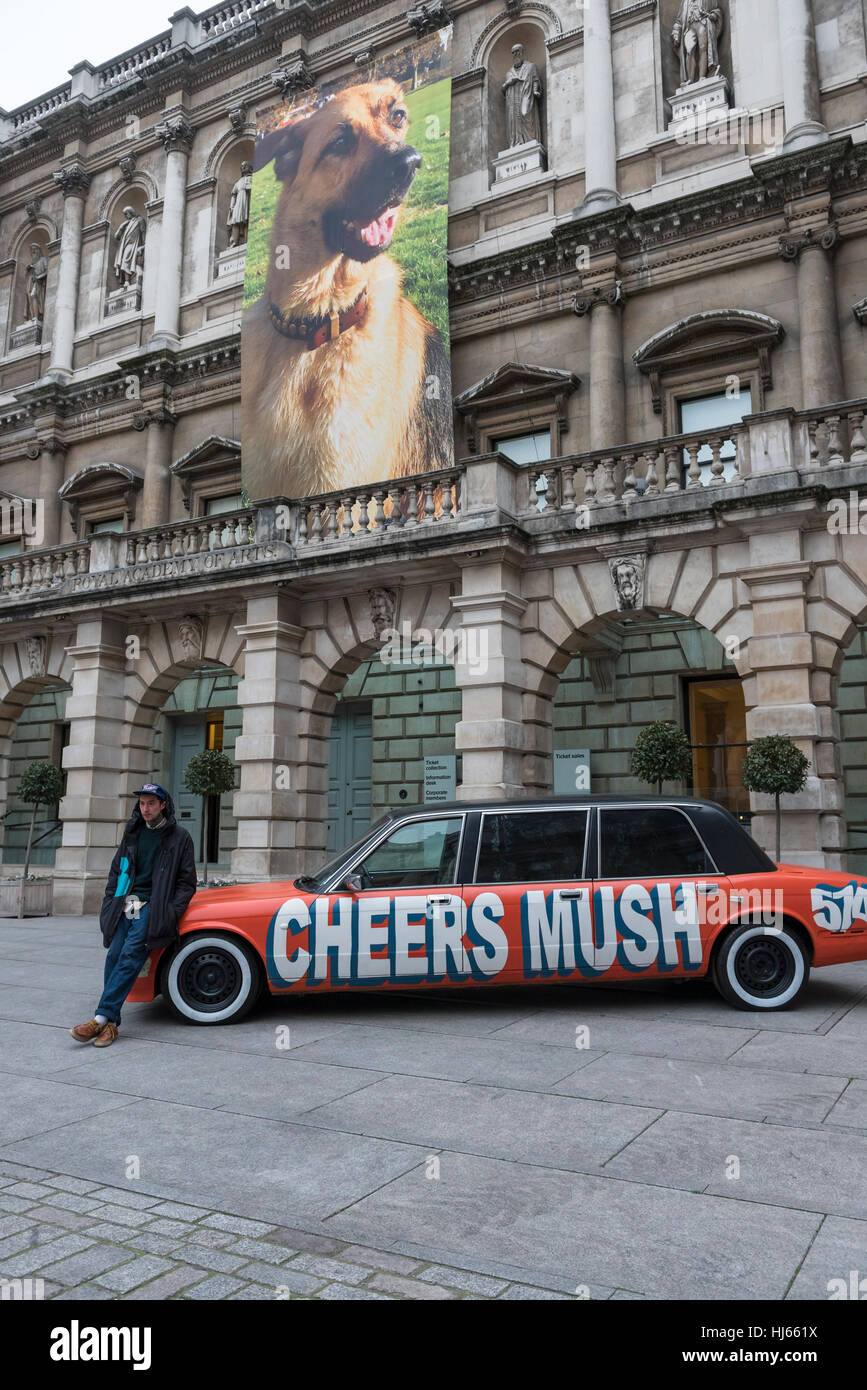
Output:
[126, 796, 867, 1023]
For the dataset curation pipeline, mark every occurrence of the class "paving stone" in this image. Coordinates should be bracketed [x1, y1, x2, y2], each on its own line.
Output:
[0, 1195, 35, 1214]
[92, 1204, 154, 1228]
[170, 1226, 236, 1250]
[315, 1283, 393, 1300]
[166, 1244, 247, 1273]
[226, 1282, 278, 1300]
[0, 1228, 44, 1260]
[786, 1216, 867, 1299]
[225, 1237, 298, 1264]
[4, 1182, 55, 1199]
[288, 1253, 371, 1286]
[118, 1231, 179, 1258]
[39, 1245, 135, 1286]
[0, 1216, 31, 1239]
[181, 1275, 248, 1299]
[87, 1187, 160, 1210]
[265, 1227, 344, 1255]
[80, 1221, 142, 1243]
[44, 1176, 99, 1195]
[120, 1265, 209, 1300]
[200, 1213, 276, 1237]
[417, 1264, 508, 1295]
[149, 1201, 213, 1221]
[51, 1283, 117, 1301]
[94, 1256, 176, 1293]
[497, 1284, 572, 1300]
[31, 1193, 103, 1215]
[367, 1272, 460, 1299]
[21, 1205, 93, 1232]
[339, 1245, 423, 1276]
[1, 1234, 95, 1277]
[146, 1218, 195, 1238]
[235, 1259, 310, 1289]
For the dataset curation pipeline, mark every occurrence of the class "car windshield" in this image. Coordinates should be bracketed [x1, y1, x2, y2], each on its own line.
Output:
[296, 814, 393, 891]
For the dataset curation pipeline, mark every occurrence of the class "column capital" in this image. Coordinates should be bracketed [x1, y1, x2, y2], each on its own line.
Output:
[407, 1, 450, 37]
[132, 406, 177, 430]
[778, 223, 840, 261]
[155, 115, 196, 154]
[52, 164, 90, 199]
[571, 279, 625, 316]
[25, 434, 67, 459]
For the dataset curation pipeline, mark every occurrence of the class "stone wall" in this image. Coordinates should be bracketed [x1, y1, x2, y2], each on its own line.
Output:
[1, 683, 67, 866]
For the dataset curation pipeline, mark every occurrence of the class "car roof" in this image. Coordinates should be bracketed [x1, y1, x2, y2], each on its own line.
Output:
[384, 795, 729, 817]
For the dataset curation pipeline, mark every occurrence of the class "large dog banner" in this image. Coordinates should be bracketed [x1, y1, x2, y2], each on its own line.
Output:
[242, 27, 454, 503]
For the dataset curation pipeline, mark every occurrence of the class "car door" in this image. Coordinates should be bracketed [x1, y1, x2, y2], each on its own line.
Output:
[463, 807, 591, 981]
[311, 812, 467, 988]
[592, 804, 729, 981]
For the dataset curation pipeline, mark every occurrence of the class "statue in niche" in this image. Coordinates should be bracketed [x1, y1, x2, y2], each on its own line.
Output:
[113, 206, 146, 288]
[671, 1, 724, 87]
[226, 161, 253, 248]
[502, 43, 543, 149]
[25, 244, 48, 321]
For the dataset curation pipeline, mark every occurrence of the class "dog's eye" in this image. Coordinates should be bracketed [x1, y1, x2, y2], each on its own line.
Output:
[389, 109, 408, 129]
[326, 126, 356, 155]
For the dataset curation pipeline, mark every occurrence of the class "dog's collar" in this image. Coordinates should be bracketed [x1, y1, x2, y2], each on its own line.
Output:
[267, 289, 368, 349]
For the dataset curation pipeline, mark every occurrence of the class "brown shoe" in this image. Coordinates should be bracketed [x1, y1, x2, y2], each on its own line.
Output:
[92, 1022, 119, 1048]
[69, 1018, 103, 1042]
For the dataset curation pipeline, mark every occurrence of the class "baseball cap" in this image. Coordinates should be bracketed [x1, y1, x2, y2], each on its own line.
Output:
[136, 783, 168, 801]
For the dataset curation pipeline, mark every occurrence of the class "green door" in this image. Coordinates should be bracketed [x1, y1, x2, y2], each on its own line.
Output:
[170, 717, 206, 860]
[326, 701, 372, 853]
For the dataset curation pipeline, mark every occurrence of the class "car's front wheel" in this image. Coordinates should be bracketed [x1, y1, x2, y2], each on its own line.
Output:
[712, 922, 810, 1010]
[162, 932, 263, 1024]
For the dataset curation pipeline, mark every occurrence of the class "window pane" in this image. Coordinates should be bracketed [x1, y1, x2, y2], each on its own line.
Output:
[476, 810, 588, 883]
[600, 808, 711, 878]
[360, 816, 463, 888]
[89, 517, 125, 535]
[680, 389, 752, 485]
[492, 431, 551, 466]
[205, 493, 244, 515]
[0, 540, 21, 557]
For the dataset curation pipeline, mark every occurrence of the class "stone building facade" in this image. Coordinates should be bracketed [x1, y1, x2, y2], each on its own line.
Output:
[0, 0, 866, 911]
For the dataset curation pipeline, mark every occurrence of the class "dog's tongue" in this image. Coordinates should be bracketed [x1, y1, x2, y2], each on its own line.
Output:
[359, 207, 398, 247]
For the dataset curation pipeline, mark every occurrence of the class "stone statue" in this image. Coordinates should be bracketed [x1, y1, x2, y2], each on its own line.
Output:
[113, 206, 146, 288]
[227, 161, 253, 248]
[25, 244, 48, 322]
[609, 555, 645, 612]
[672, 1, 724, 87]
[502, 43, 543, 149]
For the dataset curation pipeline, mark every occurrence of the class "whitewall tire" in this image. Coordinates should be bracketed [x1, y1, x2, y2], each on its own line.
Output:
[163, 933, 262, 1024]
[712, 923, 809, 1011]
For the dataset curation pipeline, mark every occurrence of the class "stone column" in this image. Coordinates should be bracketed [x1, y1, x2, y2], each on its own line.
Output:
[152, 116, 195, 348]
[48, 165, 90, 381]
[452, 558, 528, 800]
[741, 549, 843, 869]
[231, 592, 305, 880]
[138, 407, 176, 528]
[572, 280, 626, 449]
[53, 614, 129, 913]
[778, 0, 827, 150]
[779, 225, 843, 408]
[35, 438, 67, 547]
[580, 0, 619, 211]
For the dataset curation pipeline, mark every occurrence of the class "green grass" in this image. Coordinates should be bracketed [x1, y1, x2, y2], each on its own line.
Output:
[242, 75, 451, 348]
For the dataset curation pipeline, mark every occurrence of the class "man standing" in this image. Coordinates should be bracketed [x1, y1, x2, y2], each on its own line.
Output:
[70, 783, 197, 1047]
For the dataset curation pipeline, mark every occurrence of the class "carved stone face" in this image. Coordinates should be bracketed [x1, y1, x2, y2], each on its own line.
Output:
[240, 161, 253, 176]
[512, 44, 524, 66]
[614, 562, 640, 607]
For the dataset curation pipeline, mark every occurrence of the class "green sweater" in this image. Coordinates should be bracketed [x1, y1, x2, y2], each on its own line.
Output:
[131, 823, 168, 903]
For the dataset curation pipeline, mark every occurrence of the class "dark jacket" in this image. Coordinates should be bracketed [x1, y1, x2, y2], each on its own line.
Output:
[99, 793, 197, 950]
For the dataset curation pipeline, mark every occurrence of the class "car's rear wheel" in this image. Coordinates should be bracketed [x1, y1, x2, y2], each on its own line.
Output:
[712, 922, 810, 1010]
[163, 933, 263, 1024]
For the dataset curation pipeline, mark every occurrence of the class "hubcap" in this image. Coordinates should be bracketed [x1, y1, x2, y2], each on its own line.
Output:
[179, 948, 243, 1012]
[734, 936, 794, 998]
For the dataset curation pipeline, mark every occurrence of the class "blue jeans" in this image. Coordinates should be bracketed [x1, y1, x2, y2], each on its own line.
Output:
[97, 902, 151, 1025]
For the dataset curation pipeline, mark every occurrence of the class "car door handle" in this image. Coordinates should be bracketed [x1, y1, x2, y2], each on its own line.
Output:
[695, 883, 719, 893]
[558, 888, 587, 899]
[427, 896, 451, 905]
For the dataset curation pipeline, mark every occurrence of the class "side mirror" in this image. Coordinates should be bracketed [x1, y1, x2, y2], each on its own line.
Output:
[341, 873, 363, 893]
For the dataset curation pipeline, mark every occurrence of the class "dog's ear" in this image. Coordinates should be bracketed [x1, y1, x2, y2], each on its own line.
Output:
[254, 121, 305, 184]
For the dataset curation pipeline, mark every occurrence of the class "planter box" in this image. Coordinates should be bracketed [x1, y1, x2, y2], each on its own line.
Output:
[0, 880, 52, 917]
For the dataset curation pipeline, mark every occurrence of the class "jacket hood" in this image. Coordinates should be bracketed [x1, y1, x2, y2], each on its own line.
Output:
[125, 791, 178, 835]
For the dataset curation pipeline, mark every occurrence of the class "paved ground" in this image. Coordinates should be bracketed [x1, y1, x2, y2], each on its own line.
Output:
[1, 915, 867, 1301]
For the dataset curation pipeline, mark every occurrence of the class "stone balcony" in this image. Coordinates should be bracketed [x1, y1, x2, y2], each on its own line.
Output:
[3, 400, 866, 614]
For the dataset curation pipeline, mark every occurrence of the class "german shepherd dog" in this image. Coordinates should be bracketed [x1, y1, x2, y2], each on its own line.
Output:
[242, 80, 452, 501]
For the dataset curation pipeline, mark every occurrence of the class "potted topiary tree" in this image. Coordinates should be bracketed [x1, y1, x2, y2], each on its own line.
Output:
[742, 735, 810, 863]
[183, 749, 236, 888]
[17, 760, 63, 918]
[631, 720, 693, 795]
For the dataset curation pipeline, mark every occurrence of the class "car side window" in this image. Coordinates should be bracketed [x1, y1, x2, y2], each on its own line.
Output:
[599, 808, 712, 878]
[475, 810, 588, 884]
[357, 817, 463, 889]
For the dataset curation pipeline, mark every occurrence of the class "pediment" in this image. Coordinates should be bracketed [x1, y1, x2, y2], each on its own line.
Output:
[454, 362, 580, 412]
[58, 462, 143, 502]
[171, 435, 241, 476]
[633, 311, 785, 371]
